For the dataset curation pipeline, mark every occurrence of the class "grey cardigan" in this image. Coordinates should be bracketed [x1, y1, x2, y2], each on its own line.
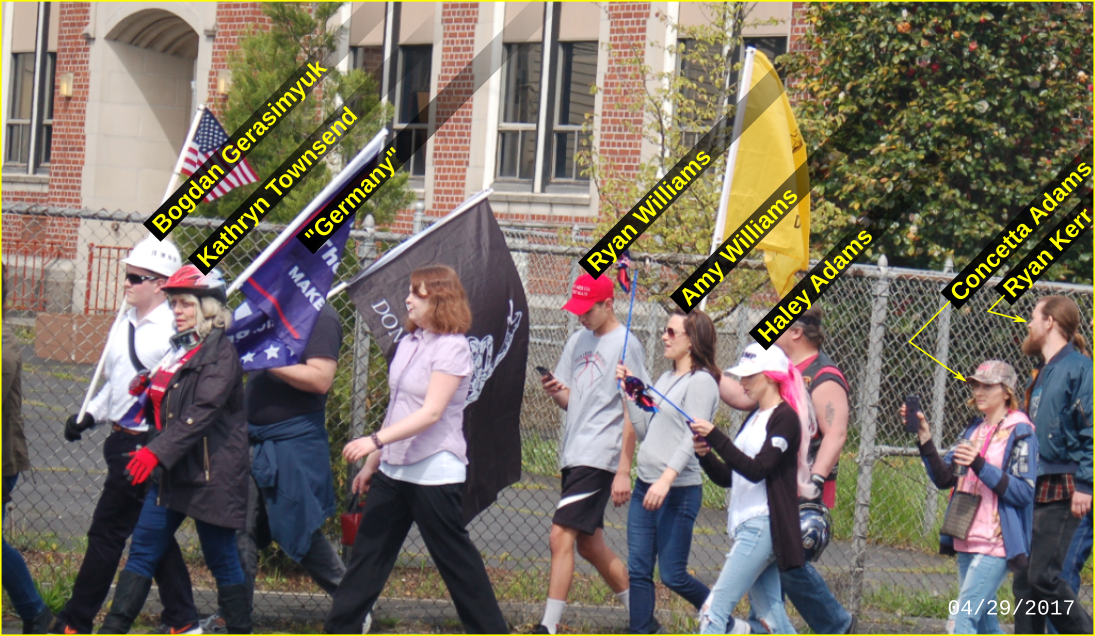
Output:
[624, 369, 720, 487]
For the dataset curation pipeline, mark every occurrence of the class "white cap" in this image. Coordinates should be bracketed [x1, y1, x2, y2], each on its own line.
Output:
[122, 235, 181, 278]
[727, 343, 790, 377]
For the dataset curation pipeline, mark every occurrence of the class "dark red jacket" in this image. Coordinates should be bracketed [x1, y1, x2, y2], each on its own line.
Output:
[698, 402, 805, 571]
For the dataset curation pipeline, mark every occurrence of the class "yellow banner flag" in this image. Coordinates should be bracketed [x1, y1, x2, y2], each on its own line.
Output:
[723, 51, 810, 297]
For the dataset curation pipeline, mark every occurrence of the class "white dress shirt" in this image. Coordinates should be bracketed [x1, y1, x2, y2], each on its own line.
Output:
[85, 301, 176, 431]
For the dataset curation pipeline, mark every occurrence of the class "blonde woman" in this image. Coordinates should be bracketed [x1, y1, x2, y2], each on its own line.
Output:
[907, 360, 1037, 634]
[101, 265, 252, 634]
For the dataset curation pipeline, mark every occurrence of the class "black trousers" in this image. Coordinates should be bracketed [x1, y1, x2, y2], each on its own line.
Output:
[324, 472, 507, 634]
[1014, 499, 1094, 634]
[57, 429, 197, 633]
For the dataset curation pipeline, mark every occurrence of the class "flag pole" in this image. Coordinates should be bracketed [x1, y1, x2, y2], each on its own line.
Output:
[76, 106, 204, 420]
[325, 187, 495, 300]
[164, 105, 204, 202]
[618, 269, 637, 390]
[226, 129, 389, 297]
[701, 47, 755, 312]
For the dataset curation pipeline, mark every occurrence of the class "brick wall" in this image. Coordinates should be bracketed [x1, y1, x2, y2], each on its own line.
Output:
[48, 2, 91, 211]
[428, 2, 478, 214]
[2, 2, 88, 255]
[206, 2, 271, 116]
[597, 3, 649, 214]
[786, 1, 814, 103]
[2, 214, 79, 254]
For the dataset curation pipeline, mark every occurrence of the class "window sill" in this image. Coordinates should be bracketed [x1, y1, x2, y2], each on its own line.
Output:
[2, 172, 49, 185]
[490, 190, 591, 207]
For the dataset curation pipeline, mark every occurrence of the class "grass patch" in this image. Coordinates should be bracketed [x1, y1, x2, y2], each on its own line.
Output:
[522, 434, 560, 478]
[861, 580, 1018, 624]
[830, 454, 950, 552]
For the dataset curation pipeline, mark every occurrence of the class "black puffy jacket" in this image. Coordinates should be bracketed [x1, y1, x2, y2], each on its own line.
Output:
[144, 328, 248, 530]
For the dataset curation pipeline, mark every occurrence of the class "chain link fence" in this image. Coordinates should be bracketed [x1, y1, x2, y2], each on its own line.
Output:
[2, 202, 1092, 633]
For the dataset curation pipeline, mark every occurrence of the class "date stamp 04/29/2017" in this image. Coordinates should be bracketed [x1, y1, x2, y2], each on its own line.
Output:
[948, 599, 1077, 617]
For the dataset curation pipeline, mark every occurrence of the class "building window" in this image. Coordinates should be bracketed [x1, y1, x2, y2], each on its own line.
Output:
[393, 45, 431, 177]
[497, 43, 542, 181]
[6, 51, 53, 170]
[552, 41, 596, 181]
[675, 36, 787, 148]
[351, 46, 385, 83]
[743, 36, 788, 72]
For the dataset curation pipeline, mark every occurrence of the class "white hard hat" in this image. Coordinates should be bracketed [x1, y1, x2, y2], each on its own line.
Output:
[122, 235, 181, 278]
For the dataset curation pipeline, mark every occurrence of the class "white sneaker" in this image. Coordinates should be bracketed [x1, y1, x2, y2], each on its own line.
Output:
[158, 622, 203, 634]
[199, 612, 227, 634]
[729, 617, 751, 634]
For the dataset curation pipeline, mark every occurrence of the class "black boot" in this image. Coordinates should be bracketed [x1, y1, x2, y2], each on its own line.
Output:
[217, 584, 253, 634]
[99, 571, 152, 634]
[23, 608, 54, 634]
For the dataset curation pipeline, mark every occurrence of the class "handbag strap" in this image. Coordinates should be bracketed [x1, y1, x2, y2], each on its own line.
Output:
[127, 321, 148, 374]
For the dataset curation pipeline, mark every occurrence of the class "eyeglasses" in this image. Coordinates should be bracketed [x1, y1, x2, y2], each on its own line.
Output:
[125, 273, 160, 286]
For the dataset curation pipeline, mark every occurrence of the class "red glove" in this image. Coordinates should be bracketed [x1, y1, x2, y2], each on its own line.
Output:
[126, 447, 159, 485]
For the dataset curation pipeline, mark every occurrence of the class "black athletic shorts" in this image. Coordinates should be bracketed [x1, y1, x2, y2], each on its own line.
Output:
[551, 466, 616, 536]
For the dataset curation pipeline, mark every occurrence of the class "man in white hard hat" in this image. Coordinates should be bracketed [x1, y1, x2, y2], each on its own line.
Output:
[51, 236, 201, 634]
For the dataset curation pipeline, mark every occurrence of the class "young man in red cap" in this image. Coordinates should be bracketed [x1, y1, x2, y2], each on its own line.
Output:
[537, 273, 650, 634]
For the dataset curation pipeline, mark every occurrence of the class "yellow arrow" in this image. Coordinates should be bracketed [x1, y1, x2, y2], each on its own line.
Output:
[908, 301, 966, 382]
[986, 295, 1027, 323]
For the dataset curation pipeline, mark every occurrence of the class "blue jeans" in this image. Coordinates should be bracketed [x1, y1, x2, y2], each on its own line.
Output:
[952, 551, 1008, 634]
[700, 516, 795, 634]
[1050, 512, 1093, 634]
[124, 484, 244, 586]
[628, 481, 709, 633]
[747, 561, 853, 634]
[3, 476, 47, 620]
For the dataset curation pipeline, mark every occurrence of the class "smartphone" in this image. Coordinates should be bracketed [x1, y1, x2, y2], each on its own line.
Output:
[904, 394, 921, 434]
[535, 366, 554, 381]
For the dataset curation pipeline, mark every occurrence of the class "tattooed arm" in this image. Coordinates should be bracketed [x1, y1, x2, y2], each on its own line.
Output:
[810, 381, 849, 480]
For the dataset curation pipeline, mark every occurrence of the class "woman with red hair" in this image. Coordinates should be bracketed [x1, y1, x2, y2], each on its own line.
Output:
[690, 343, 815, 634]
[324, 266, 507, 634]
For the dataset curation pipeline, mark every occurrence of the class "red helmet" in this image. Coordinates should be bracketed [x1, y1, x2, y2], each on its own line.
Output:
[162, 264, 228, 304]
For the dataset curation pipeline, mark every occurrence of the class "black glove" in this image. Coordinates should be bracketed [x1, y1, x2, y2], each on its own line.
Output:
[64, 413, 96, 442]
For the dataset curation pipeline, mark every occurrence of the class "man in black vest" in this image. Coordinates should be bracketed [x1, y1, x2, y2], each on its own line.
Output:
[718, 308, 855, 634]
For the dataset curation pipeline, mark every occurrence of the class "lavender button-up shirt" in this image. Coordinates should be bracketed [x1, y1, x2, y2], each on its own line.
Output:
[380, 329, 472, 466]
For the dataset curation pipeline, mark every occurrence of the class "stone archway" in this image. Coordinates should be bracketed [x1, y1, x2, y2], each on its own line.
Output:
[84, 8, 199, 213]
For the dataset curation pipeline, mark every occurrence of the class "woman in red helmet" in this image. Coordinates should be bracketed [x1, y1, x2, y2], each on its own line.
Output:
[100, 265, 253, 634]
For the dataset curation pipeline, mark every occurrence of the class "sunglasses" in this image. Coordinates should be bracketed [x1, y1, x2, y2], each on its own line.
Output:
[664, 326, 682, 338]
[126, 273, 160, 286]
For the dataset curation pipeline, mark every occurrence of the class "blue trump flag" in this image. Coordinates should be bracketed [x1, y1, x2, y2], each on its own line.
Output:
[226, 220, 350, 371]
[225, 133, 387, 370]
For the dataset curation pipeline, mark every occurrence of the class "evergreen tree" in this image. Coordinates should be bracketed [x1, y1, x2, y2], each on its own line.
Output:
[196, 2, 412, 228]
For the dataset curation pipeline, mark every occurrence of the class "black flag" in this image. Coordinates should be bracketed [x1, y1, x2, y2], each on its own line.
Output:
[346, 196, 528, 523]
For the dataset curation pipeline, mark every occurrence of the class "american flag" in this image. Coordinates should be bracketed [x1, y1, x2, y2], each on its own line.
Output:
[180, 108, 259, 202]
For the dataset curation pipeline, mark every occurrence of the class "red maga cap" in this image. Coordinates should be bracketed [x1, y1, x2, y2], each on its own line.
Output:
[562, 273, 615, 315]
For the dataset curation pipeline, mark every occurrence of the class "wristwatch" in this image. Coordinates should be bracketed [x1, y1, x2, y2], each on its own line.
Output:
[810, 473, 826, 490]
[371, 432, 384, 450]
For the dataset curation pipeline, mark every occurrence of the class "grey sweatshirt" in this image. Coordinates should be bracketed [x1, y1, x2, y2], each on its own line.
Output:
[624, 369, 720, 487]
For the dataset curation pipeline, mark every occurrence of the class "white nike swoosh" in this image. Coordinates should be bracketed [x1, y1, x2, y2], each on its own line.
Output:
[557, 489, 601, 509]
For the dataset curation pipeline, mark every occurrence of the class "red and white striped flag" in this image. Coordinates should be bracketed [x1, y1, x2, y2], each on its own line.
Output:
[180, 108, 259, 201]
